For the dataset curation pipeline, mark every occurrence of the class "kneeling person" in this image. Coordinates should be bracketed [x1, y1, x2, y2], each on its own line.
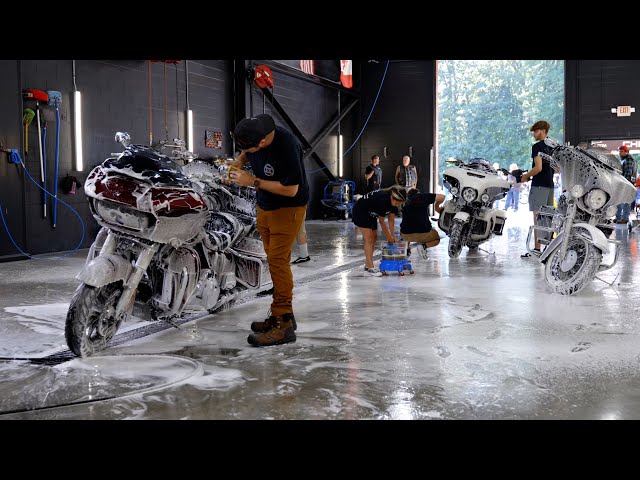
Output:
[400, 188, 445, 258]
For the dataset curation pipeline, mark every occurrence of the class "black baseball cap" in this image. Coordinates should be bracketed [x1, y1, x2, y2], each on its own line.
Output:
[232, 114, 276, 150]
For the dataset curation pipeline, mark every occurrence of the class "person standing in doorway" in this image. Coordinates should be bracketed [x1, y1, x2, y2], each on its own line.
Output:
[395, 155, 418, 189]
[520, 120, 555, 257]
[364, 154, 382, 194]
[615, 145, 637, 224]
[504, 163, 521, 211]
[493, 162, 507, 208]
[229, 114, 309, 347]
[553, 172, 562, 206]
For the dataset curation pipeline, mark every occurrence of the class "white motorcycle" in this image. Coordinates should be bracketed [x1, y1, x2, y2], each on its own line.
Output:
[527, 138, 637, 295]
[438, 158, 512, 258]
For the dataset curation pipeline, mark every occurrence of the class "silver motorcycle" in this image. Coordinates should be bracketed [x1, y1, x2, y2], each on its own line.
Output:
[65, 132, 271, 357]
[526, 138, 637, 295]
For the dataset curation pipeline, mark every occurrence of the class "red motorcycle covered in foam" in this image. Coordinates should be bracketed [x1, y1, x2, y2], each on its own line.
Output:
[65, 132, 271, 357]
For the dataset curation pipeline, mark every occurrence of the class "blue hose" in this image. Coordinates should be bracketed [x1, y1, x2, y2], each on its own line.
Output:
[0, 149, 85, 260]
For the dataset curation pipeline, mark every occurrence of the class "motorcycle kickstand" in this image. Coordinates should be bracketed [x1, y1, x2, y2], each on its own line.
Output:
[477, 246, 495, 255]
[594, 272, 620, 287]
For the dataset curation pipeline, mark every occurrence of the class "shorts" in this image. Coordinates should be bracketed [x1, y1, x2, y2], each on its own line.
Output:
[401, 229, 440, 244]
[352, 203, 378, 230]
[529, 186, 554, 211]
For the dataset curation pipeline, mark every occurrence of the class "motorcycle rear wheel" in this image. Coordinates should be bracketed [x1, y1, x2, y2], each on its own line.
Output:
[544, 235, 602, 295]
[65, 282, 126, 357]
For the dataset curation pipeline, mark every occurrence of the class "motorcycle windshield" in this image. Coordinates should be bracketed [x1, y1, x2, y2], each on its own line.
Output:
[103, 146, 192, 188]
[553, 146, 636, 205]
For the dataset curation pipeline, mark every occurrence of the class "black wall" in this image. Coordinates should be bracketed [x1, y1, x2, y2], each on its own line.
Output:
[356, 60, 436, 194]
[0, 61, 25, 260]
[566, 60, 640, 144]
[0, 59, 357, 257]
[247, 61, 356, 219]
[0, 59, 233, 257]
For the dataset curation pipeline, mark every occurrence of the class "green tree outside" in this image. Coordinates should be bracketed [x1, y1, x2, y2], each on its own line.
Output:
[437, 60, 564, 185]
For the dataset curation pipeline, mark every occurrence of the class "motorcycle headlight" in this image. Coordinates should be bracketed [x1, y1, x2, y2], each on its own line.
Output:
[481, 193, 490, 202]
[584, 188, 608, 210]
[450, 187, 459, 195]
[605, 205, 618, 217]
[462, 187, 477, 202]
[570, 185, 585, 198]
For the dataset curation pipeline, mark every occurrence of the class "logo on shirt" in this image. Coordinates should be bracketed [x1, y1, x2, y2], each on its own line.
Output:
[264, 164, 274, 176]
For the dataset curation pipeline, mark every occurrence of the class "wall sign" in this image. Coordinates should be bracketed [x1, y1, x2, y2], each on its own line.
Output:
[610, 106, 635, 116]
[205, 131, 223, 149]
[590, 138, 640, 154]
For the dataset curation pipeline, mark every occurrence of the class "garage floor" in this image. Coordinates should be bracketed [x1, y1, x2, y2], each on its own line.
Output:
[1, 210, 639, 419]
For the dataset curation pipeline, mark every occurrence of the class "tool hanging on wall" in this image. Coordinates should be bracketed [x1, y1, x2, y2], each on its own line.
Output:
[22, 109, 35, 156]
[0, 147, 86, 260]
[23, 89, 49, 218]
[61, 174, 82, 195]
[47, 90, 62, 228]
[41, 120, 48, 215]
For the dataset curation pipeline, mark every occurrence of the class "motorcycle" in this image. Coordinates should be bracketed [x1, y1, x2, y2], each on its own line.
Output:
[438, 158, 512, 258]
[65, 132, 272, 357]
[526, 138, 637, 295]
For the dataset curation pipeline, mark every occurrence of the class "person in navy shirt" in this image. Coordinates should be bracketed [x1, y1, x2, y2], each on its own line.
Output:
[352, 185, 407, 276]
[400, 188, 445, 258]
[229, 114, 308, 347]
[364, 155, 382, 193]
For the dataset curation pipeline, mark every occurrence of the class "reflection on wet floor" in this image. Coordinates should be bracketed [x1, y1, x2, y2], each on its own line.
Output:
[0, 215, 639, 419]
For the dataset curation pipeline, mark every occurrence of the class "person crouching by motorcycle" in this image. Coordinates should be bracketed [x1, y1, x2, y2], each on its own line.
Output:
[520, 120, 555, 258]
[352, 186, 407, 276]
[229, 114, 309, 347]
[399, 188, 445, 259]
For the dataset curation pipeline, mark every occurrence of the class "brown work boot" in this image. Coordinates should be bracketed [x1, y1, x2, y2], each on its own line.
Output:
[251, 312, 297, 333]
[247, 313, 296, 347]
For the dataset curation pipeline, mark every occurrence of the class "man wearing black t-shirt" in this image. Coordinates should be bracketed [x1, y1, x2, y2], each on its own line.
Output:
[364, 155, 382, 193]
[520, 120, 555, 257]
[230, 114, 309, 347]
[400, 188, 445, 258]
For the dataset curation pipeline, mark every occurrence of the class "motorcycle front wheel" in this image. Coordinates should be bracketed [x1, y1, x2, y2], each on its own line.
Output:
[544, 235, 602, 295]
[448, 219, 469, 259]
[65, 282, 126, 357]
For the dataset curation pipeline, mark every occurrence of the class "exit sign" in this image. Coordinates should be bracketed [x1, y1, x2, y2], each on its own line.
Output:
[611, 105, 635, 116]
